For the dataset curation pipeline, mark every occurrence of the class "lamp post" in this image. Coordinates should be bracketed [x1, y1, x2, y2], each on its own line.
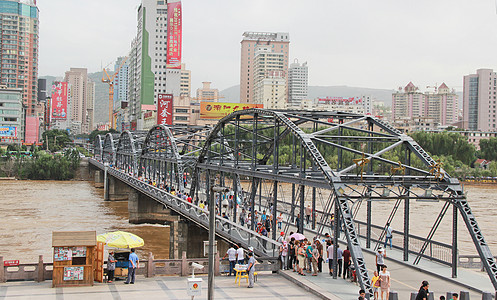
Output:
[208, 185, 228, 300]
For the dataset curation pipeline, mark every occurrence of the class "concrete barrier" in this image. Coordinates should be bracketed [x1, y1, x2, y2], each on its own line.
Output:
[388, 291, 398, 300]
[481, 292, 492, 300]
[459, 291, 470, 300]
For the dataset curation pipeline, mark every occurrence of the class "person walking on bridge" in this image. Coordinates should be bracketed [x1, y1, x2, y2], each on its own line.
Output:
[384, 223, 393, 249]
[379, 265, 390, 300]
[415, 280, 430, 300]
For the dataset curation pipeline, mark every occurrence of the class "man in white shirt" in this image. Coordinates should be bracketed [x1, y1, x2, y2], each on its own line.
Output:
[327, 241, 334, 276]
[236, 243, 244, 264]
[223, 244, 237, 276]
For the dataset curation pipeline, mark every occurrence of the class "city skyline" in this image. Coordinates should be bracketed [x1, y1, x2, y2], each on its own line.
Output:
[38, 0, 497, 94]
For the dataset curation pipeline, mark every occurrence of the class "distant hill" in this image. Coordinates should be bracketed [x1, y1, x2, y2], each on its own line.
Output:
[220, 85, 396, 106]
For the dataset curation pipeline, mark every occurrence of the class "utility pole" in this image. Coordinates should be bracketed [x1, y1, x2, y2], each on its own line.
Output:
[208, 184, 228, 300]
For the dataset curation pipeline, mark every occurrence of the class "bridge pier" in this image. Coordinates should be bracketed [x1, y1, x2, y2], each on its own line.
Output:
[93, 170, 104, 188]
[128, 190, 178, 224]
[107, 176, 133, 201]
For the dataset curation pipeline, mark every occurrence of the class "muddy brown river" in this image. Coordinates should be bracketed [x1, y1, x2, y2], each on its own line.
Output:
[0, 180, 496, 263]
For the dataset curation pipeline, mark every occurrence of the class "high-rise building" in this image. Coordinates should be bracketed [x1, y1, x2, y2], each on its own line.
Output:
[393, 82, 458, 127]
[64, 68, 94, 134]
[196, 82, 219, 101]
[87, 80, 95, 132]
[127, 0, 182, 130]
[180, 63, 191, 97]
[0, 87, 23, 144]
[288, 59, 308, 107]
[463, 69, 497, 131]
[253, 46, 287, 108]
[240, 32, 289, 104]
[113, 56, 129, 111]
[0, 0, 39, 116]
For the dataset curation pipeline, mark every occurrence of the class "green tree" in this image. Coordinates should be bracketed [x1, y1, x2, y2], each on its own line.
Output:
[42, 129, 72, 152]
[479, 138, 497, 161]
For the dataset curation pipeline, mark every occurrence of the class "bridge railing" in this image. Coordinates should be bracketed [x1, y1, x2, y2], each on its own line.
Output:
[89, 159, 281, 258]
[0, 253, 279, 282]
[269, 200, 453, 266]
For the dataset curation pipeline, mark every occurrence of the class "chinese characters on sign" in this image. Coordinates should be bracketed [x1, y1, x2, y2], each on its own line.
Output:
[200, 102, 263, 119]
[51, 82, 68, 120]
[166, 1, 182, 69]
[317, 97, 363, 105]
[157, 94, 173, 125]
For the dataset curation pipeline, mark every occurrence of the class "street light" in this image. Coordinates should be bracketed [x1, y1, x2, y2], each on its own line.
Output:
[208, 185, 228, 300]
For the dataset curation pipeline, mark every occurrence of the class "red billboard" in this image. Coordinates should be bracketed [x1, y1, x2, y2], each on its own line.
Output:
[157, 94, 173, 125]
[166, 1, 182, 69]
[51, 82, 68, 120]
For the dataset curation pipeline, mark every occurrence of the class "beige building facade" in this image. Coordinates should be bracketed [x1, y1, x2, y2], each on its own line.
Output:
[240, 32, 289, 104]
[64, 68, 95, 134]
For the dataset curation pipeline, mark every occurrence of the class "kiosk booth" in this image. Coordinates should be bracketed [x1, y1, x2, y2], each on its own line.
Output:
[52, 231, 102, 287]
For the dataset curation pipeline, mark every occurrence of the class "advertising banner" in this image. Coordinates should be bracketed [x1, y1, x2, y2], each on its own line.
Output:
[166, 1, 182, 69]
[200, 102, 263, 119]
[317, 97, 362, 105]
[157, 94, 173, 125]
[51, 82, 68, 120]
[0, 126, 17, 138]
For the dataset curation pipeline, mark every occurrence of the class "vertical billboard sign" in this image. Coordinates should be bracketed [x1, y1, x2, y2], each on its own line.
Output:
[51, 82, 68, 120]
[157, 94, 173, 125]
[166, 1, 182, 69]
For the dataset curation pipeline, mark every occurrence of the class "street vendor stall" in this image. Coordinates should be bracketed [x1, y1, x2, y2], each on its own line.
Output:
[97, 231, 144, 280]
[52, 231, 98, 287]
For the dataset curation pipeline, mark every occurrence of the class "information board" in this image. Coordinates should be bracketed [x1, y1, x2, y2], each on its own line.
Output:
[63, 266, 84, 281]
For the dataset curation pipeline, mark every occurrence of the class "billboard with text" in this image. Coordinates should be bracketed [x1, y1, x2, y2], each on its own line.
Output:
[157, 94, 173, 125]
[0, 126, 17, 138]
[200, 102, 263, 119]
[166, 1, 182, 69]
[51, 82, 68, 120]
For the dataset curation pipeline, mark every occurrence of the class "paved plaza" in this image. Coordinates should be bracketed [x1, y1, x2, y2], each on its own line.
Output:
[0, 274, 329, 300]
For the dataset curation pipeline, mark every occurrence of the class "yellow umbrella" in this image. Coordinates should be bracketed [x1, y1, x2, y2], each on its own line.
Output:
[97, 231, 144, 249]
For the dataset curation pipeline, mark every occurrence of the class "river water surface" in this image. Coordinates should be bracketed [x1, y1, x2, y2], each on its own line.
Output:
[0, 180, 496, 263]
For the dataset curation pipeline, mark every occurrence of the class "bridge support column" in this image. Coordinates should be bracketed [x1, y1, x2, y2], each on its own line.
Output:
[94, 170, 104, 188]
[107, 176, 133, 201]
[168, 220, 188, 259]
[128, 189, 178, 224]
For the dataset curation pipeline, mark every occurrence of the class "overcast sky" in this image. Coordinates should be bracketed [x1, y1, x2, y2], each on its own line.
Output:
[38, 0, 497, 94]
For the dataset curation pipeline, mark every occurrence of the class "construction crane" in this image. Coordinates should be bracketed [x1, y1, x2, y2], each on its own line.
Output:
[102, 57, 128, 129]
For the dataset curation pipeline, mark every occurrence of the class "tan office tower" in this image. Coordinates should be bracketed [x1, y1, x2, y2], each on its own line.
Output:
[196, 82, 219, 101]
[64, 68, 94, 134]
[180, 63, 191, 97]
[240, 32, 289, 104]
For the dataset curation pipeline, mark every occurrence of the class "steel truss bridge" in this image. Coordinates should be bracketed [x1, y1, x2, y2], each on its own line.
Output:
[90, 109, 497, 295]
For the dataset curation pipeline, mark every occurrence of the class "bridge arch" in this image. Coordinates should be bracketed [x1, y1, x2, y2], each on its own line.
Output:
[93, 135, 104, 161]
[190, 108, 497, 294]
[139, 125, 184, 191]
[102, 133, 119, 166]
[116, 130, 143, 175]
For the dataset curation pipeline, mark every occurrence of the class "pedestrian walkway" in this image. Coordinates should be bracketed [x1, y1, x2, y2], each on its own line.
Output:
[279, 269, 359, 299]
[0, 274, 325, 300]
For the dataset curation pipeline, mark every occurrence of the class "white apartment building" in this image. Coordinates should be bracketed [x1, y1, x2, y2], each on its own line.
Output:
[253, 46, 287, 108]
[288, 59, 308, 106]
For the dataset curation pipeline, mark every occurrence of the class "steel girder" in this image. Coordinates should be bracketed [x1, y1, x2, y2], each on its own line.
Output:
[190, 108, 497, 294]
[116, 130, 147, 175]
[93, 135, 103, 161]
[88, 158, 280, 257]
[102, 133, 119, 165]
